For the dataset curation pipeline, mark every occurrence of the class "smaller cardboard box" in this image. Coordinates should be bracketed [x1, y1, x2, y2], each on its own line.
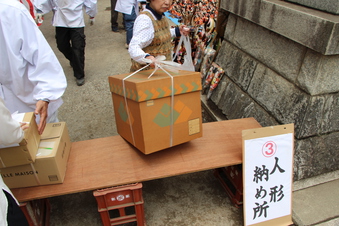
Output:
[0, 112, 40, 168]
[108, 69, 203, 154]
[0, 122, 71, 189]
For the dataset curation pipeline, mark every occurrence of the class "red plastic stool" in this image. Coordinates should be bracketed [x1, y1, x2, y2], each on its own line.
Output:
[214, 165, 243, 208]
[19, 198, 51, 226]
[93, 183, 145, 226]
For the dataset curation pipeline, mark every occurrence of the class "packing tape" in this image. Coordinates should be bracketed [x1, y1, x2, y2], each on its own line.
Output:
[29, 162, 41, 185]
[122, 64, 150, 146]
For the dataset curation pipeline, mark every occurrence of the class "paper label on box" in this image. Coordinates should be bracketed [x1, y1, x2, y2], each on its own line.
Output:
[188, 118, 200, 135]
[37, 141, 55, 156]
[146, 100, 154, 107]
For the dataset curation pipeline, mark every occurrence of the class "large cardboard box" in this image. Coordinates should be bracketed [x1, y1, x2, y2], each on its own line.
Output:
[108, 69, 203, 154]
[0, 122, 71, 188]
[0, 112, 40, 168]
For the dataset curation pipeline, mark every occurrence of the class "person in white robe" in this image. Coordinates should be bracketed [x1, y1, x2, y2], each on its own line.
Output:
[115, 0, 140, 48]
[35, 0, 97, 86]
[0, 0, 67, 135]
[0, 97, 29, 226]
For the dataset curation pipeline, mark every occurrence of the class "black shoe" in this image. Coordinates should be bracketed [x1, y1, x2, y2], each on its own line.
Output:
[76, 78, 85, 86]
[112, 26, 119, 32]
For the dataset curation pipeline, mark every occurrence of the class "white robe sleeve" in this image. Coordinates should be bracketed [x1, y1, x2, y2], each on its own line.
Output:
[84, 0, 98, 18]
[0, 1, 66, 116]
[21, 17, 66, 102]
[128, 14, 155, 64]
[0, 98, 24, 146]
[34, 0, 54, 14]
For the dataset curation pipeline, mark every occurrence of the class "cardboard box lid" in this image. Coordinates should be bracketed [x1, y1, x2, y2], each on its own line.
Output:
[0, 112, 40, 168]
[36, 122, 67, 159]
[40, 122, 64, 140]
[108, 69, 202, 102]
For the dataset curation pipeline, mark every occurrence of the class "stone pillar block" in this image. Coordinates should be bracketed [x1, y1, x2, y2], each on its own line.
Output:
[220, 0, 339, 55]
[297, 49, 339, 95]
[247, 64, 310, 137]
[215, 41, 257, 91]
[285, 0, 339, 15]
[224, 14, 305, 85]
[210, 77, 279, 127]
[294, 132, 339, 180]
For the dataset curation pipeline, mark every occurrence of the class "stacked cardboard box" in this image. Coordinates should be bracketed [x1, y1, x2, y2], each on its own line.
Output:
[109, 69, 203, 154]
[0, 112, 40, 168]
[0, 121, 71, 189]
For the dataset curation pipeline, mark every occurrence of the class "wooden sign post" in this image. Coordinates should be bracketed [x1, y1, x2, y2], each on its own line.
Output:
[242, 124, 294, 226]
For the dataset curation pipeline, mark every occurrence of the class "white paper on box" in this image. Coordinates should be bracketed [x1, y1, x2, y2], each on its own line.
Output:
[37, 141, 55, 156]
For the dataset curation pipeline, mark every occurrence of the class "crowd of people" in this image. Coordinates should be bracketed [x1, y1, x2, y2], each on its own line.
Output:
[169, 0, 219, 26]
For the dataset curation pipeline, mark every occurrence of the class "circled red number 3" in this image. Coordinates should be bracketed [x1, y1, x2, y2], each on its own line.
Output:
[262, 141, 277, 157]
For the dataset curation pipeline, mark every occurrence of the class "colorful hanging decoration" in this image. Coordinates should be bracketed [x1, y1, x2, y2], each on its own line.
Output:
[203, 62, 224, 99]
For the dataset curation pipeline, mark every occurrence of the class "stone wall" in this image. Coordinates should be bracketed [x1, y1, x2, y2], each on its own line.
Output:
[285, 0, 339, 15]
[211, 0, 339, 180]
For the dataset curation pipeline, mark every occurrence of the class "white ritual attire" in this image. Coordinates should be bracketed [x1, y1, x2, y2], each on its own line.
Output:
[36, 0, 98, 27]
[0, 98, 24, 226]
[115, 0, 139, 15]
[0, 0, 67, 121]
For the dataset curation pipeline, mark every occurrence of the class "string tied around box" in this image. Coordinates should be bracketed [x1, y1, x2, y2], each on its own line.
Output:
[122, 56, 182, 148]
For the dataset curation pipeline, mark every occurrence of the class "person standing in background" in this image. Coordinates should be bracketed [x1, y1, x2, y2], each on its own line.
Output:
[0, 0, 67, 135]
[0, 98, 29, 226]
[115, 0, 140, 49]
[36, 0, 98, 86]
[128, 0, 189, 71]
[111, 0, 119, 32]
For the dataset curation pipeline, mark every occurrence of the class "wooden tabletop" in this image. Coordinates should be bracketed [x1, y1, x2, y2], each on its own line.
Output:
[12, 118, 261, 202]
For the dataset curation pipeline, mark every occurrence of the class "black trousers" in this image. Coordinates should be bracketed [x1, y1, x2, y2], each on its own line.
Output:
[110, 0, 118, 28]
[4, 190, 28, 226]
[55, 27, 86, 79]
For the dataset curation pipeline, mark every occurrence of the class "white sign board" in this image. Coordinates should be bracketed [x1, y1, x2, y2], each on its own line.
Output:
[243, 124, 294, 226]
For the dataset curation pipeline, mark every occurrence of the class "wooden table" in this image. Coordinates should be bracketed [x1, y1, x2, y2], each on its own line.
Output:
[12, 118, 261, 202]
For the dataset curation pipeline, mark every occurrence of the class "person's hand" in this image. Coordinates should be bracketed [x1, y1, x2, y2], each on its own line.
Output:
[20, 122, 29, 131]
[35, 100, 49, 135]
[145, 55, 156, 67]
[179, 25, 190, 36]
[89, 17, 95, 25]
[36, 13, 44, 26]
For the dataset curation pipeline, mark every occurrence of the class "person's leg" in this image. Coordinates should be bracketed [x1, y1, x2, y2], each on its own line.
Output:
[4, 190, 29, 226]
[55, 27, 73, 64]
[110, 0, 119, 32]
[70, 27, 86, 85]
[123, 7, 137, 46]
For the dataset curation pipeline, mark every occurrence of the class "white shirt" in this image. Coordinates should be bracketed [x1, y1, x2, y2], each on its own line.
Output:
[0, 0, 67, 120]
[0, 98, 24, 226]
[115, 0, 139, 15]
[0, 98, 24, 146]
[128, 9, 177, 64]
[36, 0, 97, 27]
